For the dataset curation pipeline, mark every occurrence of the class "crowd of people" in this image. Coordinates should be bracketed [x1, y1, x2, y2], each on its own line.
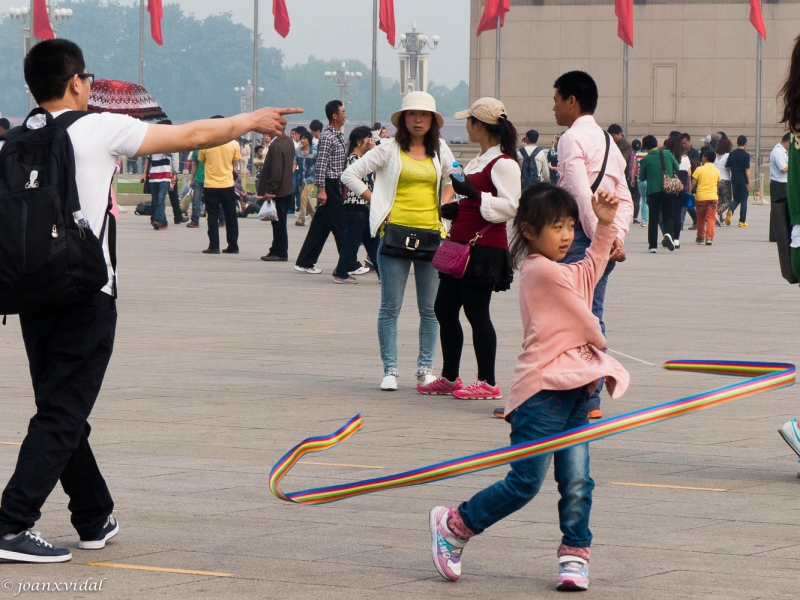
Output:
[2, 34, 799, 599]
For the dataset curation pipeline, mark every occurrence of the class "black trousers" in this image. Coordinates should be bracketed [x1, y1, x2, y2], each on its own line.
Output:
[434, 276, 497, 386]
[167, 185, 183, 223]
[205, 186, 239, 251]
[334, 209, 380, 279]
[0, 292, 116, 539]
[769, 180, 788, 242]
[295, 178, 345, 268]
[267, 195, 292, 258]
[647, 192, 681, 249]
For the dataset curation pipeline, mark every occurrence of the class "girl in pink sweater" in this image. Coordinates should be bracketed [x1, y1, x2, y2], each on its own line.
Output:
[428, 183, 630, 592]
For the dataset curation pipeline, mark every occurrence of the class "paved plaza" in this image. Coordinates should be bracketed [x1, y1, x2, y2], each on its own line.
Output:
[1, 203, 798, 599]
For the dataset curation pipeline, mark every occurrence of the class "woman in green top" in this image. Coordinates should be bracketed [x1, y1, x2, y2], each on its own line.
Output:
[638, 134, 681, 253]
[341, 92, 456, 391]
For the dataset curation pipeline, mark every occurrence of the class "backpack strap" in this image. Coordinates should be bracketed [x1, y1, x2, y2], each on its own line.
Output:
[519, 147, 529, 160]
[532, 147, 541, 159]
[53, 110, 90, 129]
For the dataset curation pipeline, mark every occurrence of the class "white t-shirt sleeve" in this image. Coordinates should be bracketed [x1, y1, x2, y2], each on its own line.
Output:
[97, 113, 149, 158]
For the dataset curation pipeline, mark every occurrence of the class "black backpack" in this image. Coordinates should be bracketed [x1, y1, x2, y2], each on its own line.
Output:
[519, 146, 542, 187]
[134, 201, 151, 216]
[0, 108, 113, 316]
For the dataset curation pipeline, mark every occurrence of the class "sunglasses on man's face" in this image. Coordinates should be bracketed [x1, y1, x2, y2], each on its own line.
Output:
[64, 73, 94, 85]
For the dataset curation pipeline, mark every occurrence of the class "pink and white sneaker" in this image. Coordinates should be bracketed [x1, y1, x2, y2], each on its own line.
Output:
[452, 380, 502, 400]
[417, 376, 463, 395]
[429, 506, 468, 581]
[556, 555, 589, 591]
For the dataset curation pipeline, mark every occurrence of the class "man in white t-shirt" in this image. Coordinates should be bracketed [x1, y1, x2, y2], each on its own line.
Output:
[517, 129, 550, 187]
[0, 39, 299, 565]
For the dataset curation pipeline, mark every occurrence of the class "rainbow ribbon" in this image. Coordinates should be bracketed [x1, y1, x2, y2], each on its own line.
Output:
[269, 360, 795, 505]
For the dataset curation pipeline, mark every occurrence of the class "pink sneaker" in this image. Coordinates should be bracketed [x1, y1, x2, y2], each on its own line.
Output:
[429, 506, 468, 581]
[452, 380, 502, 400]
[556, 555, 589, 590]
[417, 376, 463, 395]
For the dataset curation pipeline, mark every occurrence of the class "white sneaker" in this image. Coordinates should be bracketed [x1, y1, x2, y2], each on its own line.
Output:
[349, 266, 370, 276]
[293, 265, 322, 274]
[380, 375, 397, 391]
[417, 373, 437, 385]
[779, 418, 800, 458]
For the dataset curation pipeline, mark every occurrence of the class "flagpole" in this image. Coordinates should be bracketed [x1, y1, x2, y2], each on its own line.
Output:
[138, 0, 144, 86]
[622, 42, 628, 137]
[755, 32, 763, 203]
[253, 0, 259, 112]
[495, 16, 501, 98]
[371, 0, 378, 125]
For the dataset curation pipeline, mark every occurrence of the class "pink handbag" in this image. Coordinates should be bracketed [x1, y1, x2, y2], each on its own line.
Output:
[432, 223, 493, 278]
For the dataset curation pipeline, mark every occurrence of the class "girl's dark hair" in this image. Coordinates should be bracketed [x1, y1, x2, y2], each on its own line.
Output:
[631, 139, 641, 151]
[781, 36, 800, 133]
[509, 183, 579, 269]
[468, 115, 517, 157]
[664, 135, 684, 161]
[715, 137, 732, 155]
[394, 112, 441, 157]
[299, 131, 313, 146]
[348, 125, 372, 154]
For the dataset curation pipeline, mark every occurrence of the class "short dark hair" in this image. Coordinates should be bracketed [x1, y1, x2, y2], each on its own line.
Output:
[158, 119, 172, 125]
[348, 125, 373, 154]
[607, 124, 623, 135]
[525, 129, 539, 144]
[737, 135, 747, 146]
[371, 122, 382, 131]
[24, 39, 86, 104]
[553, 71, 598, 114]
[680, 133, 691, 141]
[299, 131, 313, 146]
[255, 145, 264, 153]
[325, 100, 343, 122]
[782, 132, 792, 143]
[309, 119, 323, 133]
[669, 130, 681, 138]
[0, 118, 10, 131]
[631, 139, 641, 151]
[510, 183, 580, 268]
[642, 135, 658, 151]
[704, 151, 717, 163]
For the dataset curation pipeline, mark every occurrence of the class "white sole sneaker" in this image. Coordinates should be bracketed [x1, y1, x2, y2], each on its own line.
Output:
[78, 516, 119, 550]
[349, 266, 370, 276]
[779, 419, 800, 458]
[380, 375, 397, 391]
[293, 265, 322, 274]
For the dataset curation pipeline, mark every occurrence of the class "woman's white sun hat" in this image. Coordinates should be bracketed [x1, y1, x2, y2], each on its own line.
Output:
[390, 91, 445, 129]
[453, 97, 508, 124]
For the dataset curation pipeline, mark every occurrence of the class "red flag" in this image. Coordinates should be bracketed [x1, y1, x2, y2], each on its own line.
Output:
[32, 0, 55, 40]
[749, 0, 766, 40]
[273, 0, 290, 38]
[147, 0, 163, 46]
[615, 0, 633, 47]
[379, 0, 396, 47]
[476, 0, 510, 37]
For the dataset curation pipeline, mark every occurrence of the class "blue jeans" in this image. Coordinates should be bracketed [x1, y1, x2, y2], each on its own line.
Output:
[191, 179, 204, 224]
[637, 181, 649, 222]
[560, 228, 615, 409]
[149, 181, 169, 225]
[376, 240, 439, 376]
[459, 387, 594, 548]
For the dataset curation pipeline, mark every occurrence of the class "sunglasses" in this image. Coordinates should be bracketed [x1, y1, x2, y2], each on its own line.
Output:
[65, 73, 95, 85]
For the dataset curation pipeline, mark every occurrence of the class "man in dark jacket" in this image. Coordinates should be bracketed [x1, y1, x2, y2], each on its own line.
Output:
[258, 130, 295, 261]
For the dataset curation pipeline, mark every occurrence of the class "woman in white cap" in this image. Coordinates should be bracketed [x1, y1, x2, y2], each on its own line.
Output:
[341, 91, 456, 391]
[416, 97, 520, 400]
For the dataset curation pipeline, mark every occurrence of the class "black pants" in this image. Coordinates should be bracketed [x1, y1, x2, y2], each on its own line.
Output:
[769, 180, 788, 242]
[730, 182, 749, 223]
[434, 277, 497, 386]
[295, 178, 345, 268]
[335, 209, 379, 279]
[0, 293, 116, 539]
[267, 195, 291, 258]
[168, 185, 183, 223]
[647, 192, 681, 249]
[204, 186, 239, 251]
[630, 182, 640, 220]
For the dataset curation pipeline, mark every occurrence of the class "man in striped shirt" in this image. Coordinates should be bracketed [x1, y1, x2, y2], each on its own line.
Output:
[142, 152, 172, 230]
[294, 100, 348, 274]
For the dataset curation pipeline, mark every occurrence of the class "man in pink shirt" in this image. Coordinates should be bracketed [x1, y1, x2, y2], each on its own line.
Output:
[554, 71, 633, 419]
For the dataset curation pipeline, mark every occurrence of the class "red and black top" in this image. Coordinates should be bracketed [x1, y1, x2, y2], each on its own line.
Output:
[448, 154, 515, 250]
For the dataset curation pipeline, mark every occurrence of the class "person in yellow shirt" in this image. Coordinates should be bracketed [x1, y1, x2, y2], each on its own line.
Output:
[198, 115, 242, 254]
[691, 151, 722, 245]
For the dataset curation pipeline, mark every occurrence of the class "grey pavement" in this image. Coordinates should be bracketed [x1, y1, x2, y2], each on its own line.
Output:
[1, 203, 799, 599]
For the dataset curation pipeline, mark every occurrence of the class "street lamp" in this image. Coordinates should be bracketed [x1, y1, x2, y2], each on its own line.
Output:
[233, 80, 265, 182]
[325, 62, 362, 105]
[395, 22, 440, 96]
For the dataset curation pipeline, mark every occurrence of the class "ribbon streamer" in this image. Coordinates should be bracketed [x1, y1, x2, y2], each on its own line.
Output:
[270, 360, 795, 505]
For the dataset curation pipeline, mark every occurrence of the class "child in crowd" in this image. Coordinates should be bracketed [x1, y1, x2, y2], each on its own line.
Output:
[691, 151, 721, 245]
[428, 183, 630, 592]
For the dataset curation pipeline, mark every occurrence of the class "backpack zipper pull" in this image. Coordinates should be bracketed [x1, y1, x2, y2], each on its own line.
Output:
[25, 170, 39, 189]
[51, 225, 58, 239]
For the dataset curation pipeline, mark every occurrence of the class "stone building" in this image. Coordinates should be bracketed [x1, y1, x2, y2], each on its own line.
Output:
[469, 0, 798, 154]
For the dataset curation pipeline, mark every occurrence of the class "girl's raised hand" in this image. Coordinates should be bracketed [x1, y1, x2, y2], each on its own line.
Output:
[592, 189, 618, 227]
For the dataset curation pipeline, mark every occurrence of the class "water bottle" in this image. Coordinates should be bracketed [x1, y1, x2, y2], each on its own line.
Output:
[73, 210, 91, 232]
[451, 162, 465, 182]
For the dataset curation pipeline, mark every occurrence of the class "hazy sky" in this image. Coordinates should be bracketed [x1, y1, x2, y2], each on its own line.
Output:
[0, 0, 471, 87]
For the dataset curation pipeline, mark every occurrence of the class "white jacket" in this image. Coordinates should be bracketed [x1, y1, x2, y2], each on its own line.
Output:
[340, 138, 456, 237]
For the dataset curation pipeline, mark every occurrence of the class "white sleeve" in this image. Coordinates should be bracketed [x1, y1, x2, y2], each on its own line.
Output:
[341, 142, 391, 197]
[480, 158, 522, 223]
[99, 113, 149, 158]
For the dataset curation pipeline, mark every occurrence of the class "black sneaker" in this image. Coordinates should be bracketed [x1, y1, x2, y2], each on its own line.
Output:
[78, 516, 119, 550]
[0, 530, 71, 563]
[661, 233, 675, 251]
[493, 406, 505, 419]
